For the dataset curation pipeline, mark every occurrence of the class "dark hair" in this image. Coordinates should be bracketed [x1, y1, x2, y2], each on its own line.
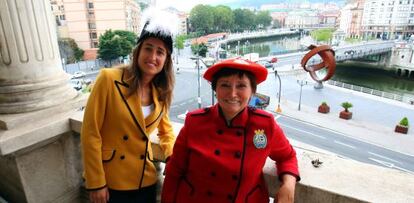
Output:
[211, 68, 257, 93]
[125, 38, 175, 109]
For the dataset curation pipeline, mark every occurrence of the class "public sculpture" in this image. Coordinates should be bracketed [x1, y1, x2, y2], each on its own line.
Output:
[301, 44, 336, 82]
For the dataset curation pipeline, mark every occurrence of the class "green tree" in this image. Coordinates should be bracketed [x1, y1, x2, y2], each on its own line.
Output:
[213, 5, 234, 32]
[255, 11, 272, 29]
[174, 35, 186, 55]
[98, 29, 137, 64]
[233, 9, 255, 32]
[191, 43, 208, 57]
[138, 2, 148, 10]
[58, 38, 84, 63]
[272, 19, 282, 28]
[189, 4, 215, 35]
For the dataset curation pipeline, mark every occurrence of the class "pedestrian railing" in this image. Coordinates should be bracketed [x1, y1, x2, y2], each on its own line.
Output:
[327, 80, 414, 104]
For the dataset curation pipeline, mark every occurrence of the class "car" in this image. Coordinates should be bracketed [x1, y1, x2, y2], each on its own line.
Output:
[72, 71, 86, 79]
[256, 60, 274, 69]
[344, 50, 356, 55]
[70, 79, 82, 91]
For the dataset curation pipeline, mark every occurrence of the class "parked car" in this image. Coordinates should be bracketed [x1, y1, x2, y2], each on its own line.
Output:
[71, 71, 86, 79]
[344, 50, 356, 55]
[70, 79, 82, 91]
[256, 60, 274, 69]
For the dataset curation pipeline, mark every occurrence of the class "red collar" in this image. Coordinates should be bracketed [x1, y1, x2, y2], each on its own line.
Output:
[211, 104, 249, 128]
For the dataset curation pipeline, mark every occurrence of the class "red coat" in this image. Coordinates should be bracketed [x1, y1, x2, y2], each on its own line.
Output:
[162, 104, 299, 203]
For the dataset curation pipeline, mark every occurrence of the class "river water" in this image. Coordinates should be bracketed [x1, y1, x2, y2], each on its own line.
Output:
[226, 35, 414, 98]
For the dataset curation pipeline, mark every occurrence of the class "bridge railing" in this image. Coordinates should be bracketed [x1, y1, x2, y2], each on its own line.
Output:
[327, 80, 414, 104]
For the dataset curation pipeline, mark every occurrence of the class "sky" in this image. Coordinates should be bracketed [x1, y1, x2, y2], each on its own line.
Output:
[156, 0, 235, 12]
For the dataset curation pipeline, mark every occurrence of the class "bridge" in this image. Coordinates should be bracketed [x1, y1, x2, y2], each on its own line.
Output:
[260, 40, 394, 68]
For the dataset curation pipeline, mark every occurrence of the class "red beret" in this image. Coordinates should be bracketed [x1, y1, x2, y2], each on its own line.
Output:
[203, 58, 268, 84]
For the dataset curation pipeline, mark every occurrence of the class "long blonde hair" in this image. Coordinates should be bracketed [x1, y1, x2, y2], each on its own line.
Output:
[125, 40, 175, 109]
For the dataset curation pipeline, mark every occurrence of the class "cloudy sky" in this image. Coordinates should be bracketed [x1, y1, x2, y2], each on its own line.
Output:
[156, 0, 236, 11]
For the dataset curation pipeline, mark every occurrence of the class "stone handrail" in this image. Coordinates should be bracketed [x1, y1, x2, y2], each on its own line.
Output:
[69, 111, 414, 203]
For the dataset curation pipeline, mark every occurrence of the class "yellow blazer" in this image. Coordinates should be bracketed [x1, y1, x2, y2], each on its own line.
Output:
[81, 68, 175, 190]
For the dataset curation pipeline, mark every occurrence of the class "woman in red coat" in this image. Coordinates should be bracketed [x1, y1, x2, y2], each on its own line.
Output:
[162, 58, 300, 203]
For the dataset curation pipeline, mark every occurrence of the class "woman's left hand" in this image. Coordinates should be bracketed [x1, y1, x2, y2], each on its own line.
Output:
[274, 174, 296, 203]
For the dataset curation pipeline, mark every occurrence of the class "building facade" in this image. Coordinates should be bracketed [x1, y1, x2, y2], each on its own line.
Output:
[361, 0, 414, 40]
[339, 0, 365, 38]
[50, 0, 141, 60]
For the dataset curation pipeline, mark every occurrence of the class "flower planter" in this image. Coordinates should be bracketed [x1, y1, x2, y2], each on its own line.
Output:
[339, 111, 352, 120]
[318, 104, 330, 114]
[395, 125, 408, 134]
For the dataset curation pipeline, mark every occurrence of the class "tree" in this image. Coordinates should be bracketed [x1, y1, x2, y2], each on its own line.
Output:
[255, 11, 272, 29]
[272, 19, 282, 29]
[58, 38, 84, 64]
[191, 43, 208, 57]
[174, 35, 186, 55]
[233, 9, 255, 32]
[98, 29, 137, 65]
[189, 4, 215, 35]
[213, 5, 234, 32]
[138, 2, 148, 10]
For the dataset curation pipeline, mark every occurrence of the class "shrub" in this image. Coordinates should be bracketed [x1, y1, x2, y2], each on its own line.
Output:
[399, 117, 409, 127]
[341, 102, 353, 112]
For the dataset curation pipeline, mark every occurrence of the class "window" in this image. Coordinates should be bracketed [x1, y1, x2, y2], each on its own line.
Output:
[88, 23, 96, 29]
[89, 32, 97, 39]
[88, 11, 95, 18]
[88, 2, 94, 9]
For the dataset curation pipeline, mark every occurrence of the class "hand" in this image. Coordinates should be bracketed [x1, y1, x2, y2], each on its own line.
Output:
[274, 175, 296, 203]
[89, 187, 109, 203]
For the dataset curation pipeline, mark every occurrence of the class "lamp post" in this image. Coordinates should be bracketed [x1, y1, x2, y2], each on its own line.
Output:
[191, 55, 217, 108]
[62, 58, 66, 72]
[274, 71, 282, 113]
[237, 40, 240, 56]
[297, 79, 308, 111]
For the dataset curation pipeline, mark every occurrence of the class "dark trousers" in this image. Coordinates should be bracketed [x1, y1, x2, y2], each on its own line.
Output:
[108, 184, 157, 203]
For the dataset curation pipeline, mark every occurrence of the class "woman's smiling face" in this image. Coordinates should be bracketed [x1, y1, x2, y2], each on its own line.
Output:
[215, 74, 253, 121]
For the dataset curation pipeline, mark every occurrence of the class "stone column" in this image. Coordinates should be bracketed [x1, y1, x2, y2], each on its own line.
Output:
[0, 0, 77, 114]
[0, 0, 87, 202]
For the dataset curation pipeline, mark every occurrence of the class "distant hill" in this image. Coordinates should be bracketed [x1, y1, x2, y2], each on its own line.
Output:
[214, 0, 345, 8]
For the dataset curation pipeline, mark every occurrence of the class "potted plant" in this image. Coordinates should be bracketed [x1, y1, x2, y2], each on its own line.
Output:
[339, 102, 353, 120]
[395, 117, 409, 134]
[318, 101, 330, 113]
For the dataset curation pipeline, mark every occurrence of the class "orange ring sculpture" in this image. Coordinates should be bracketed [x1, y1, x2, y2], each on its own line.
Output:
[301, 44, 336, 82]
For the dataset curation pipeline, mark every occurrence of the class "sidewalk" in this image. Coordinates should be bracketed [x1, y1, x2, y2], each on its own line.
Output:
[269, 64, 414, 156]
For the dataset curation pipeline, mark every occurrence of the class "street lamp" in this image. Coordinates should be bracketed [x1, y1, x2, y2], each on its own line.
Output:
[297, 79, 308, 111]
[274, 71, 282, 113]
[190, 55, 216, 108]
[190, 56, 202, 109]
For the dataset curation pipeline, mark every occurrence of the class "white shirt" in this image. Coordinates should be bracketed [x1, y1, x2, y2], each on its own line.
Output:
[141, 103, 154, 118]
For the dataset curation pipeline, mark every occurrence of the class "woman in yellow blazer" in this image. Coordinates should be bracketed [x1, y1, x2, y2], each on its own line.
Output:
[81, 8, 177, 203]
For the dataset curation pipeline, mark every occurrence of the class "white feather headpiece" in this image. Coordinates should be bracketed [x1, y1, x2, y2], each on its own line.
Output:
[139, 7, 179, 40]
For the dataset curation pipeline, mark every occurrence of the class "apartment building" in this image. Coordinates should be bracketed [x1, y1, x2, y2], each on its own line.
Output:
[50, 0, 141, 59]
[285, 11, 320, 28]
[339, 0, 365, 38]
[361, 0, 414, 40]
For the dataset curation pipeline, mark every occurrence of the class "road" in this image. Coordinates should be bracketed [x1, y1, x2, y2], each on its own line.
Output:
[277, 115, 413, 173]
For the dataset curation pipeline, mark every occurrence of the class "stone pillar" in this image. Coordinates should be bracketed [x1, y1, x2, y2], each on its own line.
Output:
[0, 0, 87, 202]
[0, 0, 77, 114]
